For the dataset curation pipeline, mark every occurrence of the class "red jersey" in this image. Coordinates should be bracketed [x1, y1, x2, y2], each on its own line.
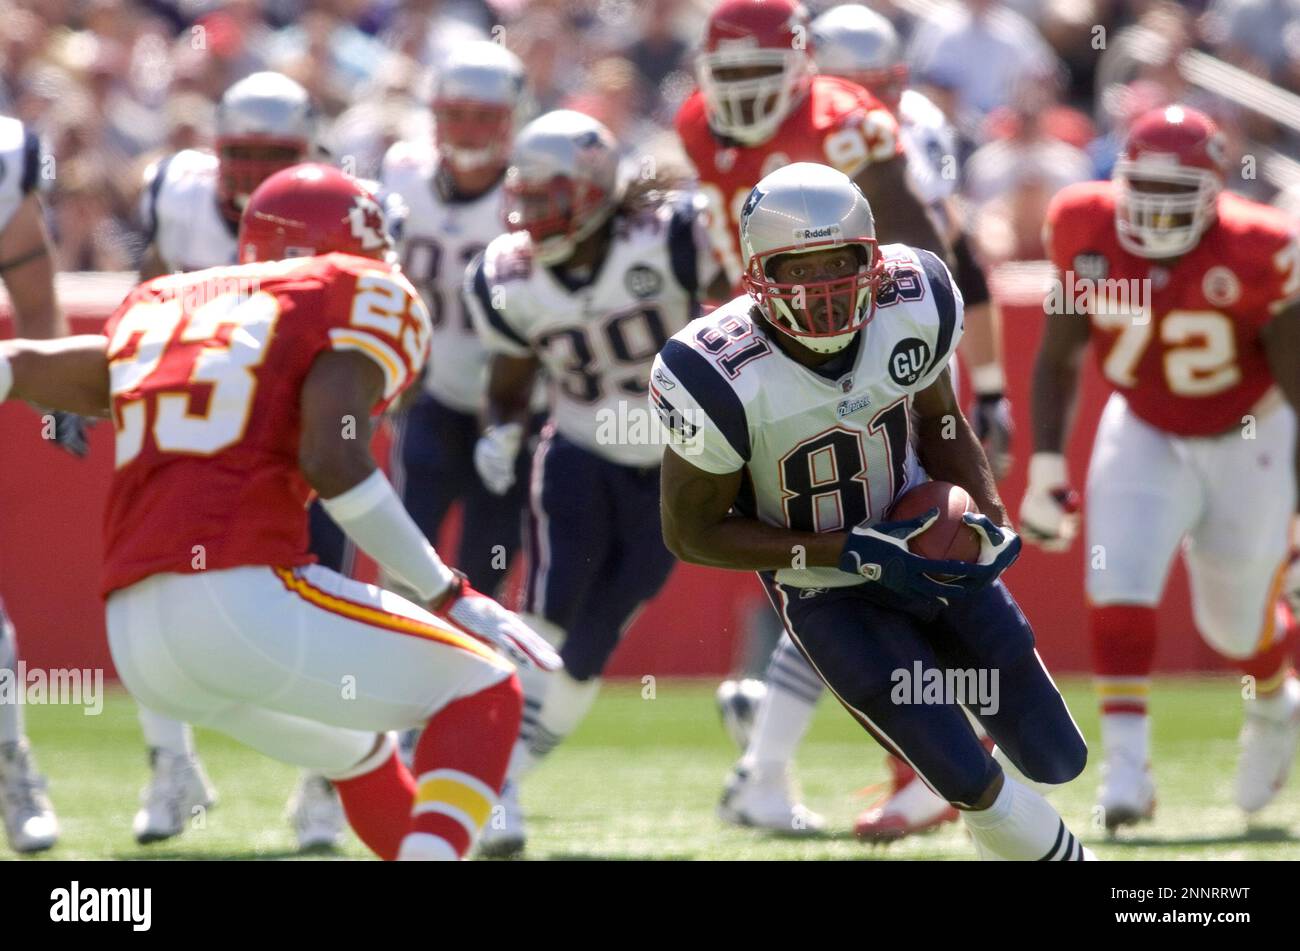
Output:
[1045, 181, 1300, 436]
[102, 253, 430, 595]
[676, 75, 903, 284]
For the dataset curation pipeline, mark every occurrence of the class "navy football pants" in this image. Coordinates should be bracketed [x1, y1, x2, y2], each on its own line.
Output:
[764, 577, 1087, 807]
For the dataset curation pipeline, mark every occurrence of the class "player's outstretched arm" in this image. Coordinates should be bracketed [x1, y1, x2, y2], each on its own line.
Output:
[659, 449, 844, 571]
[852, 156, 950, 264]
[912, 366, 1008, 526]
[0, 194, 67, 339]
[0, 335, 110, 417]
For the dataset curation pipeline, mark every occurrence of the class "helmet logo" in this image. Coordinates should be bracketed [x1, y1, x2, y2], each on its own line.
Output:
[347, 196, 388, 251]
[794, 224, 841, 244]
[740, 186, 766, 226]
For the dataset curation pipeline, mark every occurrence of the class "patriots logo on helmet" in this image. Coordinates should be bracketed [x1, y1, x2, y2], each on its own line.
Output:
[740, 186, 766, 225]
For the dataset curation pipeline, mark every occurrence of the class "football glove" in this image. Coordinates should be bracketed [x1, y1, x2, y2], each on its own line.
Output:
[42, 409, 91, 458]
[474, 423, 523, 496]
[839, 509, 1008, 605]
[962, 512, 1022, 585]
[1018, 452, 1080, 552]
[970, 393, 1013, 481]
[433, 571, 561, 672]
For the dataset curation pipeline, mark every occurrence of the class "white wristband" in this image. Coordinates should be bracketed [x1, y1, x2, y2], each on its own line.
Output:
[319, 469, 456, 601]
[970, 363, 1006, 396]
[1027, 452, 1067, 488]
[0, 353, 11, 404]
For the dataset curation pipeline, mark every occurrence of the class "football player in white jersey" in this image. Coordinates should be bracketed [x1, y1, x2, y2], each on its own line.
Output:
[654, 163, 1094, 861]
[0, 114, 79, 853]
[697, 3, 1016, 841]
[467, 110, 729, 856]
[134, 72, 350, 850]
[382, 42, 534, 601]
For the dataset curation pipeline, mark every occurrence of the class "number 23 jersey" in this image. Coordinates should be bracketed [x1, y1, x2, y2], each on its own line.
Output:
[101, 253, 431, 595]
[651, 245, 963, 589]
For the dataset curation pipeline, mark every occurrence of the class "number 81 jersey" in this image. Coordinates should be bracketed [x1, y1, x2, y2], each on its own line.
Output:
[101, 253, 430, 595]
[651, 245, 963, 589]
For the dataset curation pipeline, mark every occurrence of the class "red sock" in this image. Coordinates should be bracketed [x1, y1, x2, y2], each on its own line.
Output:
[333, 748, 417, 861]
[408, 675, 523, 858]
[1090, 604, 1158, 716]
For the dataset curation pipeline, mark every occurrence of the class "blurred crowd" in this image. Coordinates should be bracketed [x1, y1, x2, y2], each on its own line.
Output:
[5, 0, 1300, 274]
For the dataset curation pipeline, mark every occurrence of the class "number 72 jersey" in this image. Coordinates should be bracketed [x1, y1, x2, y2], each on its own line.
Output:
[651, 245, 963, 589]
[101, 253, 431, 595]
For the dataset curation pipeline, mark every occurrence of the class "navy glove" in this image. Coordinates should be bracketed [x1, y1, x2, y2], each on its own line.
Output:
[42, 410, 91, 458]
[839, 510, 1021, 605]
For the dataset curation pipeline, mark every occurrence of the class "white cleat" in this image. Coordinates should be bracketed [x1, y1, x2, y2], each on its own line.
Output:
[476, 779, 525, 858]
[133, 748, 217, 844]
[715, 679, 767, 751]
[1235, 675, 1300, 815]
[0, 740, 59, 853]
[1098, 753, 1155, 832]
[718, 759, 825, 835]
[286, 772, 346, 851]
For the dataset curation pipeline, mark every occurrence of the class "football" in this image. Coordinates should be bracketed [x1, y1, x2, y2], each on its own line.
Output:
[887, 481, 982, 564]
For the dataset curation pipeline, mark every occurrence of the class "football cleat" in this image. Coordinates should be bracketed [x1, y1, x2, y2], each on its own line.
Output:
[715, 678, 767, 751]
[1235, 674, 1300, 815]
[476, 779, 525, 858]
[133, 748, 218, 844]
[0, 740, 59, 853]
[854, 755, 957, 842]
[286, 772, 346, 851]
[718, 759, 825, 835]
[1097, 753, 1156, 831]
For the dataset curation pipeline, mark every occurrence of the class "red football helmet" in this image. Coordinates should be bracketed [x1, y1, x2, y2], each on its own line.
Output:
[1114, 104, 1227, 259]
[697, 0, 814, 146]
[237, 164, 392, 263]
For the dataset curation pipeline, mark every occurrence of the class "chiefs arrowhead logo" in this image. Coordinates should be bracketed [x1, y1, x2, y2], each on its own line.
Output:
[347, 195, 388, 251]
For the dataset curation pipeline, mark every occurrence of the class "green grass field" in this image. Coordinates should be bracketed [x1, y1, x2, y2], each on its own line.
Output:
[6, 676, 1299, 860]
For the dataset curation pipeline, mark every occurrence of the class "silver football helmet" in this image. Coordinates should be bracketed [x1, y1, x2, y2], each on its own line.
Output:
[432, 41, 526, 172]
[215, 71, 315, 217]
[811, 5, 907, 112]
[740, 162, 883, 354]
[503, 110, 621, 265]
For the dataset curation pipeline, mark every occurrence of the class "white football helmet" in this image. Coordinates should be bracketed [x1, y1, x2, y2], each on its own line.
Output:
[432, 40, 526, 173]
[811, 5, 907, 112]
[740, 162, 884, 354]
[503, 110, 621, 265]
[215, 71, 316, 218]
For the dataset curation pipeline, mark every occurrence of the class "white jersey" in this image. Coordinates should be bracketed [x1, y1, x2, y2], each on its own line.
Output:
[139, 149, 238, 272]
[652, 244, 964, 589]
[0, 116, 41, 233]
[382, 139, 505, 414]
[470, 193, 721, 467]
[899, 89, 959, 208]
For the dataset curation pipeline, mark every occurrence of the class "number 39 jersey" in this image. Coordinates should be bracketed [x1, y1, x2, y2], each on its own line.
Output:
[1045, 181, 1300, 436]
[676, 75, 902, 285]
[101, 253, 431, 595]
[381, 139, 505, 413]
[651, 245, 963, 589]
[468, 194, 720, 467]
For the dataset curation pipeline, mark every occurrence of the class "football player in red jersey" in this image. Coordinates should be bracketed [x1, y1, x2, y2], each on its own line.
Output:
[679, 0, 954, 835]
[0, 164, 559, 860]
[1023, 105, 1300, 828]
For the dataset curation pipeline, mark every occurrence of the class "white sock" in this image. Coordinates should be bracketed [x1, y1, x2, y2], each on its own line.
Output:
[962, 775, 1090, 860]
[0, 607, 23, 744]
[137, 704, 195, 757]
[1248, 674, 1299, 719]
[992, 745, 1057, 797]
[397, 832, 459, 861]
[746, 634, 823, 766]
[1101, 712, 1149, 767]
[511, 668, 601, 780]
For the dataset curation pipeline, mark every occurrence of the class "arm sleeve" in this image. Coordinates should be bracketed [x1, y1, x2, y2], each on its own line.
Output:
[464, 250, 533, 357]
[911, 247, 966, 392]
[651, 340, 749, 474]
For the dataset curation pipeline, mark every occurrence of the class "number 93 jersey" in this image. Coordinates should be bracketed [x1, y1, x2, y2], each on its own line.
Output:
[468, 193, 720, 468]
[651, 245, 963, 590]
[381, 139, 504, 413]
[101, 253, 431, 595]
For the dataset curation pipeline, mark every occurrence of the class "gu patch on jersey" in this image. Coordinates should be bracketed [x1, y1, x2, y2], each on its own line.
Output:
[888, 337, 931, 387]
[624, 264, 664, 299]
